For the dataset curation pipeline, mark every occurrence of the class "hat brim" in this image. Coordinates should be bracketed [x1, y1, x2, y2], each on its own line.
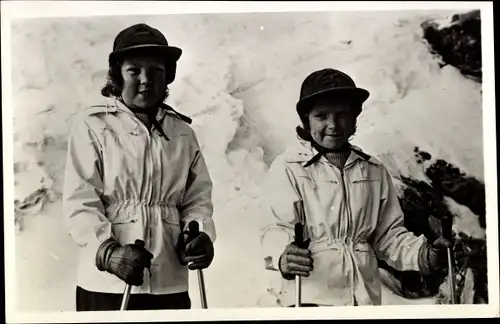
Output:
[297, 87, 370, 113]
[110, 45, 183, 62]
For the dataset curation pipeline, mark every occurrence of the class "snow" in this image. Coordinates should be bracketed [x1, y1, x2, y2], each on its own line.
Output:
[10, 9, 485, 311]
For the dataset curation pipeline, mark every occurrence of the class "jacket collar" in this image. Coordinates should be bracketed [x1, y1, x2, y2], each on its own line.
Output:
[284, 136, 380, 167]
[83, 98, 171, 139]
[113, 98, 169, 122]
[95, 98, 192, 124]
[115, 99, 170, 138]
[84, 98, 169, 120]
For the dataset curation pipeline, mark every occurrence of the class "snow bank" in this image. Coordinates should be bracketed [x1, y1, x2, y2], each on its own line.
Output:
[11, 9, 484, 311]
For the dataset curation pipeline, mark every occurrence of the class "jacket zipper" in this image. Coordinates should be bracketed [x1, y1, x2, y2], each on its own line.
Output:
[339, 168, 350, 238]
[131, 112, 154, 293]
[148, 122, 156, 294]
[339, 166, 356, 305]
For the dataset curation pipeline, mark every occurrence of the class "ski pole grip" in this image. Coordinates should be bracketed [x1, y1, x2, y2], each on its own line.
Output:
[188, 221, 200, 238]
[441, 215, 453, 240]
[294, 223, 304, 246]
[134, 239, 145, 248]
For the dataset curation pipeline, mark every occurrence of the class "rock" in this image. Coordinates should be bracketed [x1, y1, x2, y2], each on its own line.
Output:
[14, 161, 54, 233]
[378, 148, 487, 303]
[426, 159, 486, 228]
[444, 196, 485, 240]
[460, 268, 475, 304]
[15, 188, 49, 214]
[422, 10, 482, 82]
[418, 151, 432, 161]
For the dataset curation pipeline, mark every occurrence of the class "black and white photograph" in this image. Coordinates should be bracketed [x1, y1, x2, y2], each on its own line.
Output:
[2, 1, 498, 322]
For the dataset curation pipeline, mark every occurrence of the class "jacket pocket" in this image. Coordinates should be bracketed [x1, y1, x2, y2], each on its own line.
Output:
[354, 244, 378, 265]
[160, 206, 181, 227]
[159, 208, 182, 248]
[354, 245, 379, 285]
[112, 218, 139, 225]
[296, 173, 314, 185]
[294, 168, 338, 192]
[351, 178, 380, 184]
[354, 244, 374, 253]
[110, 213, 143, 245]
[349, 171, 381, 212]
[350, 168, 381, 184]
[159, 209, 184, 271]
[161, 217, 180, 227]
[310, 247, 351, 291]
[106, 204, 140, 224]
[321, 172, 338, 184]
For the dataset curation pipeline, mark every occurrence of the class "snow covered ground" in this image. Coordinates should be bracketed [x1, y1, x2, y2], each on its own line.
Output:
[8, 8, 487, 312]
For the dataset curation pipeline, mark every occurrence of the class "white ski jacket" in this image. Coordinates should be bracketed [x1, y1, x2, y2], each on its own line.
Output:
[62, 98, 216, 295]
[261, 138, 426, 306]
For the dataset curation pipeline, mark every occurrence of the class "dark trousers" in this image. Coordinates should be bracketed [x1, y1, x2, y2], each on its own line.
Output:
[76, 286, 191, 311]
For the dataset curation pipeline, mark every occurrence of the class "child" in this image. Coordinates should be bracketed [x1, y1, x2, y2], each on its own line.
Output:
[63, 23, 216, 311]
[261, 68, 451, 306]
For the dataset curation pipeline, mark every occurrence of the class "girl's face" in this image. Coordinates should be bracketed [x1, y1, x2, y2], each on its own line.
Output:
[120, 53, 167, 109]
[308, 97, 357, 150]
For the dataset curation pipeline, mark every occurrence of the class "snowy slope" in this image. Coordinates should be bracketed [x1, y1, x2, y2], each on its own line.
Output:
[11, 9, 483, 311]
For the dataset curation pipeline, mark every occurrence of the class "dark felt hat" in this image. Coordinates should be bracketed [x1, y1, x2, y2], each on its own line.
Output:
[296, 68, 370, 116]
[109, 23, 182, 62]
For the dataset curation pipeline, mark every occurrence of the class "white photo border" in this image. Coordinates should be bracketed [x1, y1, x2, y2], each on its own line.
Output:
[2, 1, 497, 322]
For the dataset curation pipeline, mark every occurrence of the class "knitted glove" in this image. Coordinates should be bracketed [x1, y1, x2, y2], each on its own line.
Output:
[279, 243, 314, 280]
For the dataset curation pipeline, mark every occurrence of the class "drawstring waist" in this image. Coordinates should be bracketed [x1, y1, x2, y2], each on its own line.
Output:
[106, 199, 179, 208]
[105, 200, 181, 226]
[309, 237, 370, 253]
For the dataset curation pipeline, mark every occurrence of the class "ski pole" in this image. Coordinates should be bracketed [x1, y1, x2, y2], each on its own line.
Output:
[188, 221, 208, 309]
[292, 200, 310, 308]
[441, 215, 456, 304]
[120, 239, 145, 311]
[294, 223, 304, 308]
